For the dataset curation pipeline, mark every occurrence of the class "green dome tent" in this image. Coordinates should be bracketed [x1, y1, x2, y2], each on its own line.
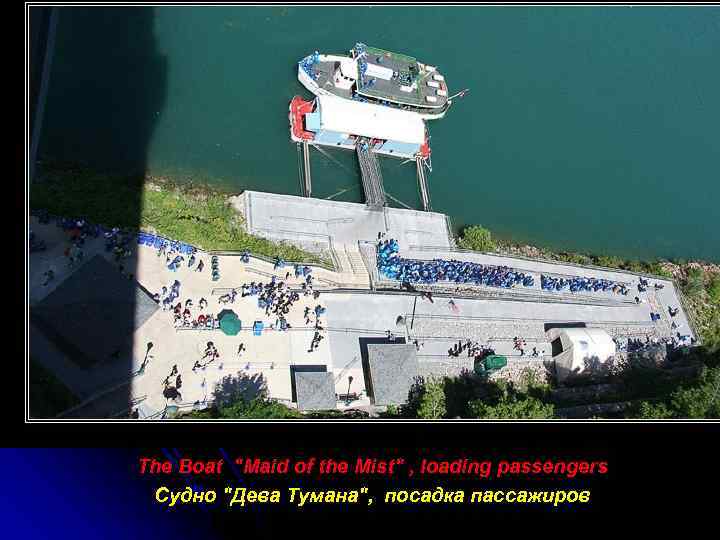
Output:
[218, 310, 241, 336]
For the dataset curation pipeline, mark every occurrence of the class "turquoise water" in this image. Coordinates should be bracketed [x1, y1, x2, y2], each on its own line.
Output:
[39, 7, 720, 261]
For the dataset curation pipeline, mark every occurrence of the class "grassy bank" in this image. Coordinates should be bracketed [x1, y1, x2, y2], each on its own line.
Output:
[29, 358, 79, 418]
[31, 161, 330, 265]
[458, 225, 720, 350]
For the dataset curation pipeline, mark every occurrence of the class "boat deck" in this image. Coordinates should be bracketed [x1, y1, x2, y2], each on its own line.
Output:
[313, 60, 353, 100]
[310, 59, 448, 110]
[357, 46, 448, 109]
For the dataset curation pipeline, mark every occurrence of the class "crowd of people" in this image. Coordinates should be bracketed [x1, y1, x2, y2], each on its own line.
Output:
[637, 277, 662, 293]
[615, 333, 696, 355]
[448, 339, 493, 358]
[155, 280, 217, 330]
[138, 231, 196, 258]
[540, 274, 628, 295]
[377, 239, 535, 289]
[156, 279, 181, 309]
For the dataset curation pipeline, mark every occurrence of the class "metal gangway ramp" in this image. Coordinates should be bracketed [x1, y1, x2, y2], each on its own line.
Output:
[356, 138, 386, 209]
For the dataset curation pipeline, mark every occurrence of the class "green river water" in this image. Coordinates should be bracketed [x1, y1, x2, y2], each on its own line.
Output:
[38, 6, 720, 261]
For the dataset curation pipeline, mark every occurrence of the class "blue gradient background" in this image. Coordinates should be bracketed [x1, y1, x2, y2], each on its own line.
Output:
[1, 449, 218, 539]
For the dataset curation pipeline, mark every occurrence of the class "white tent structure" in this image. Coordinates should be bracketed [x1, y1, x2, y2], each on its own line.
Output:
[547, 328, 617, 383]
[315, 95, 425, 145]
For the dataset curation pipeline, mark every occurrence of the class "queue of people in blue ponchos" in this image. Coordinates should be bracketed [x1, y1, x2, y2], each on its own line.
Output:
[376, 239, 535, 289]
[540, 274, 628, 295]
[377, 239, 636, 297]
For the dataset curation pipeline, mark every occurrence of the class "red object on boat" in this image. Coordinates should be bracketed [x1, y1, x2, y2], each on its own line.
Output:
[289, 96, 315, 141]
[420, 132, 431, 159]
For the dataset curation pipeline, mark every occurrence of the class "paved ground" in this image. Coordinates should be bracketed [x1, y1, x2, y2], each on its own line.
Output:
[29, 192, 696, 417]
[322, 283, 683, 385]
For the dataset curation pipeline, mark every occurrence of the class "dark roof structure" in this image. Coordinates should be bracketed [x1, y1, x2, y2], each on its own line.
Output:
[32, 254, 158, 368]
[294, 371, 337, 411]
[364, 343, 418, 405]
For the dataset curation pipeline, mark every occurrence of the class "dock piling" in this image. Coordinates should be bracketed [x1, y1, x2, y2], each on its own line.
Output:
[416, 157, 431, 211]
[302, 141, 312, 197]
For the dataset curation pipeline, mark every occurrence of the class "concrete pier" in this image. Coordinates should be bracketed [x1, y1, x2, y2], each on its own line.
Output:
[236, 190, 453, 258]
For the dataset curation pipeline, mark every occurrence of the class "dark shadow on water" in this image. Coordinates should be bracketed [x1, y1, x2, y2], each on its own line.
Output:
[29, 6, 167, 418]
[38, 7, 167, 174]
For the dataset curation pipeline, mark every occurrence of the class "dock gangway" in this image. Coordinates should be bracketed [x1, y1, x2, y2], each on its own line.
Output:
[356, 138, 386, 209]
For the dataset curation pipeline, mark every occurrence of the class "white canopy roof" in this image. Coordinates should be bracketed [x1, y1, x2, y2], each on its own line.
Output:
[365, 62, 395, 81]
[339, 58, 358, 79]
[549, 328, 617, 383]
[316, 95, 425, 145]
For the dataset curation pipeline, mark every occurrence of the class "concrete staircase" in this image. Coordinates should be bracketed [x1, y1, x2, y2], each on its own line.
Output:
[345, 246, 366, 275]
[324, 243, 370, 288]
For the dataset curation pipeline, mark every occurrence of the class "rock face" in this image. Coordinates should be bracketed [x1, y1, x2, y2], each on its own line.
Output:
[556, 401, 632, 419]
[487, 361, 550, 387]
[628, 344, 668, 369]
[550, 383, 621, 405]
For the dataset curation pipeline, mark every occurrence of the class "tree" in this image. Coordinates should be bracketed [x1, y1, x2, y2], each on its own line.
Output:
[213, 371, 268, 409]
[684, 267, 706, 298]
[595, 255, 625, 269]
[466, 377, 554, 419]
[442, 370, 497, 418]
[183, 371, 301, 419]
[634, 366, 720, 419]
[468, 395, 554, 419]
[458, 225, 496, 252]
[400, 376, 447, 419]
[708, 274, 720, 304]
[666, 367, 720, 418]
[634, 401, 673, 419]
[217, 398, 301, 419]
[416, 377, 447, 419]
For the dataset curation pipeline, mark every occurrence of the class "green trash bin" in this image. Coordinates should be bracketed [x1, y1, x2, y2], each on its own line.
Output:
[474, 355, 507, 376]
[484, 355, 507, 371]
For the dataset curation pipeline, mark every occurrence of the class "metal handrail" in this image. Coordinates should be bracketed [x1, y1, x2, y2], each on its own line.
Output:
[208, 249, 336, 272]
[675, 283, 703, 344]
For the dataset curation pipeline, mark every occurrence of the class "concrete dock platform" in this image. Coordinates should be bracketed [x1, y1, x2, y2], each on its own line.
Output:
[234, 190, 452, 256]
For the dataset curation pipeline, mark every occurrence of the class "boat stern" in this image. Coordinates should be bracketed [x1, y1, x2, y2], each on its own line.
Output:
[289, 96, 316, 142]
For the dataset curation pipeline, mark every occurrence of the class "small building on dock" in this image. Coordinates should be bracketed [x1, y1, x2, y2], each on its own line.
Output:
[548, 328, 617, 384]
[362, 343, 419, 406]
[290, 95, 430, 160]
